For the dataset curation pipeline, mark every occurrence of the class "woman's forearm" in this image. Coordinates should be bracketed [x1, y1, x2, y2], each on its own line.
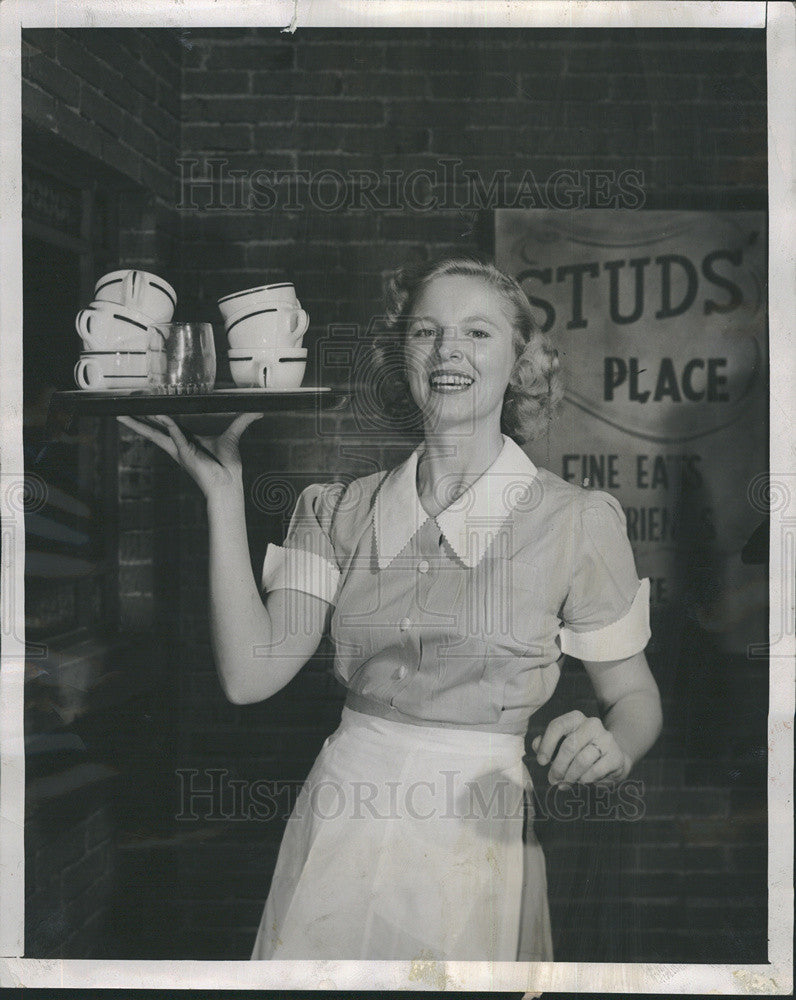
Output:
[604, 687, 663, 776]
[206, 483, 328, 705]
[206, 482, 275, 703]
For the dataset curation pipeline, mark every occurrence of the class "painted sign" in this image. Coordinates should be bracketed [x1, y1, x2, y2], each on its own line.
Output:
[496, 210, 767, 654]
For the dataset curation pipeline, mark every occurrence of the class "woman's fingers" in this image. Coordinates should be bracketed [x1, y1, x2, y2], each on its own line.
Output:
[559, 731, 619, 783]
[116, 415, 178, 462]
[535, 710, 599, 776]
[578, 746, 630, 784]
[534, 712, 616, 783]
[215, 412, 264, 457]
[117, 414, 206, 470]
[560, 743, 604, 784]
[533, 713, 632, 785]
[117, 412, 264, 491]
[153, 414, 213, 469]
[533, 710, 585, 765]
[224, 412, 265, 441]
[547, 721, 603, 782]
[150, 414, 193, 460]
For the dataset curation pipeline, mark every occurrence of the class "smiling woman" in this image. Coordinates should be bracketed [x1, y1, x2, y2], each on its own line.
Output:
[118, 255, 662, 962]
[373, 257, 564, 446]
[242, 257, 662, 960]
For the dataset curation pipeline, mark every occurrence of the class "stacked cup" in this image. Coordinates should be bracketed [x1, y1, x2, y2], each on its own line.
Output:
[74, 270, 177, 390]
[218, 283, 310, 389]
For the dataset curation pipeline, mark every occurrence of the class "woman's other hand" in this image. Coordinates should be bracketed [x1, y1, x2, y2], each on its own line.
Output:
[532, 650, 663, 786]
[116, 412, 263, 500]
[531, 710, 632, 785]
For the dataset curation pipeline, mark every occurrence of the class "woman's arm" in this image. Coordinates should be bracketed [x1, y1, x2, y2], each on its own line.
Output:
[116, 413, 330, 706]
[207, 486, 331, 705]
[532, 650, 662, 784]
[583, 650, 663, 774]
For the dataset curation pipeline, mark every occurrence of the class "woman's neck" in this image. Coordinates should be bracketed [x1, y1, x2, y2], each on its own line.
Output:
[416, 426, 505, 516]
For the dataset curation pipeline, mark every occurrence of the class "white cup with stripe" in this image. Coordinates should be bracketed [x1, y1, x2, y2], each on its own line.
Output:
[228, 347, 307, 389]
[217, 282, 299, 323]
[76, 300, 155, 351]
[94, 269, 176, 323]
[226, 304, 309, 349]
[74, 350, 149, 390]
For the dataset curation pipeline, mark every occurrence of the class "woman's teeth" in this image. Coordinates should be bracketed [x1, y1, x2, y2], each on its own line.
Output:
[429, 374, 474, 391]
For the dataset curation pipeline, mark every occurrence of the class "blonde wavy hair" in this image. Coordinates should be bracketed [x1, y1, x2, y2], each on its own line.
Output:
[369, 257, 563, 445]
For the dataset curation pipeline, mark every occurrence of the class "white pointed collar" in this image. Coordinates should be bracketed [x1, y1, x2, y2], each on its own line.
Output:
[374, 434, 539, 569]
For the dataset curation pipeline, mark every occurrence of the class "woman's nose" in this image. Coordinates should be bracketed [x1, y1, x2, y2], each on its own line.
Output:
[434, 326, 463, 359]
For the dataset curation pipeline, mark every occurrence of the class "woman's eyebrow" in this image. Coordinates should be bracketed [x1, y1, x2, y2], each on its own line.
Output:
[408, 314, 499, 328]
[409, 315, 498, 329]
[461, 314, 499, 327]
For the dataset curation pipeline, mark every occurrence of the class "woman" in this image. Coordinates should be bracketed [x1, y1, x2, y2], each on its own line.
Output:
[119, 256, 662, 962]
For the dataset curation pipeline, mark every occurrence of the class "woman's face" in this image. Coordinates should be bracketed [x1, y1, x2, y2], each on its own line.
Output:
[404, 274, 519, 432]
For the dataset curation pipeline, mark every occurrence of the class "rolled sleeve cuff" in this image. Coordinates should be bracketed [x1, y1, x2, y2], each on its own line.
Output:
[560, 578, 651, 661]
[260, 543, 340, 604]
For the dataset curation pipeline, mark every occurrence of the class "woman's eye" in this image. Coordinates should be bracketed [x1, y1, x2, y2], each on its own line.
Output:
[411, 327, 437, 338]
[468, 328, 490, 339]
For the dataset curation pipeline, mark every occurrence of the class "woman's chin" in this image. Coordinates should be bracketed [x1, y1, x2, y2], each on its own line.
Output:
[419, 387, 476, 409]
[419, 405, 484, 436]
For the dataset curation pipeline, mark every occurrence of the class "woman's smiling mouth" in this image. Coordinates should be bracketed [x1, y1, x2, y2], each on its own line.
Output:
[428, 369, 475, 392]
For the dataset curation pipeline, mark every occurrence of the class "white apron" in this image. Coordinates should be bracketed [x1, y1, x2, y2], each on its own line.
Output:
[251, 706, 553, 961]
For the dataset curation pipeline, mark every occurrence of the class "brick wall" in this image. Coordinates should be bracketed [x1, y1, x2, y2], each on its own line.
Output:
[22, 27, 183, 636]
[22, 28, 181, 203]
[22, 26, 767, 961]
[25, 779, 117, 958]
[21, 26, 183, 957]
[177, 27, 765, 334]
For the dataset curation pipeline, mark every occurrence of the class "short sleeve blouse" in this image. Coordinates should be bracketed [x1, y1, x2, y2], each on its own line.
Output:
[260, 436, 650, 734]
[260, 481, 344, 603]
[559, 493, 651, 662]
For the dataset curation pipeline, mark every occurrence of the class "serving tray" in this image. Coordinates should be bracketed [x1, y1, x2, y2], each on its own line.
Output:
[46, 386, 350, 436]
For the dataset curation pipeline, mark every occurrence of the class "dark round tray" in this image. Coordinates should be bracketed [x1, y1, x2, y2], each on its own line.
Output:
[46, 386, 350, 436]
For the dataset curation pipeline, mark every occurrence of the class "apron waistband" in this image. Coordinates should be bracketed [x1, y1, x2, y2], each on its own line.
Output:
[339, 703, 526, 759]
[343, 690, 528, 738]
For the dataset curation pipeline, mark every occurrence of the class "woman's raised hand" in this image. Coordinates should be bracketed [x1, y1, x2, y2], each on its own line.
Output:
[531, 710, 632, 785]
[116, 412, 263, 500]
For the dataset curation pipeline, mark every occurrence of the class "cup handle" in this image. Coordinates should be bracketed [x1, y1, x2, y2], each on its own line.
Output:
[256, 364, 268, 389]
[75, 309, 89, 339]
[74, 358, 101, 389]
[121, 270, 138, 305]
[292, 309, 310, 339]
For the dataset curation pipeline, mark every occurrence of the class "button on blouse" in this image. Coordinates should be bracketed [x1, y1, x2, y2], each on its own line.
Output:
[261, 434, 651, 735]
